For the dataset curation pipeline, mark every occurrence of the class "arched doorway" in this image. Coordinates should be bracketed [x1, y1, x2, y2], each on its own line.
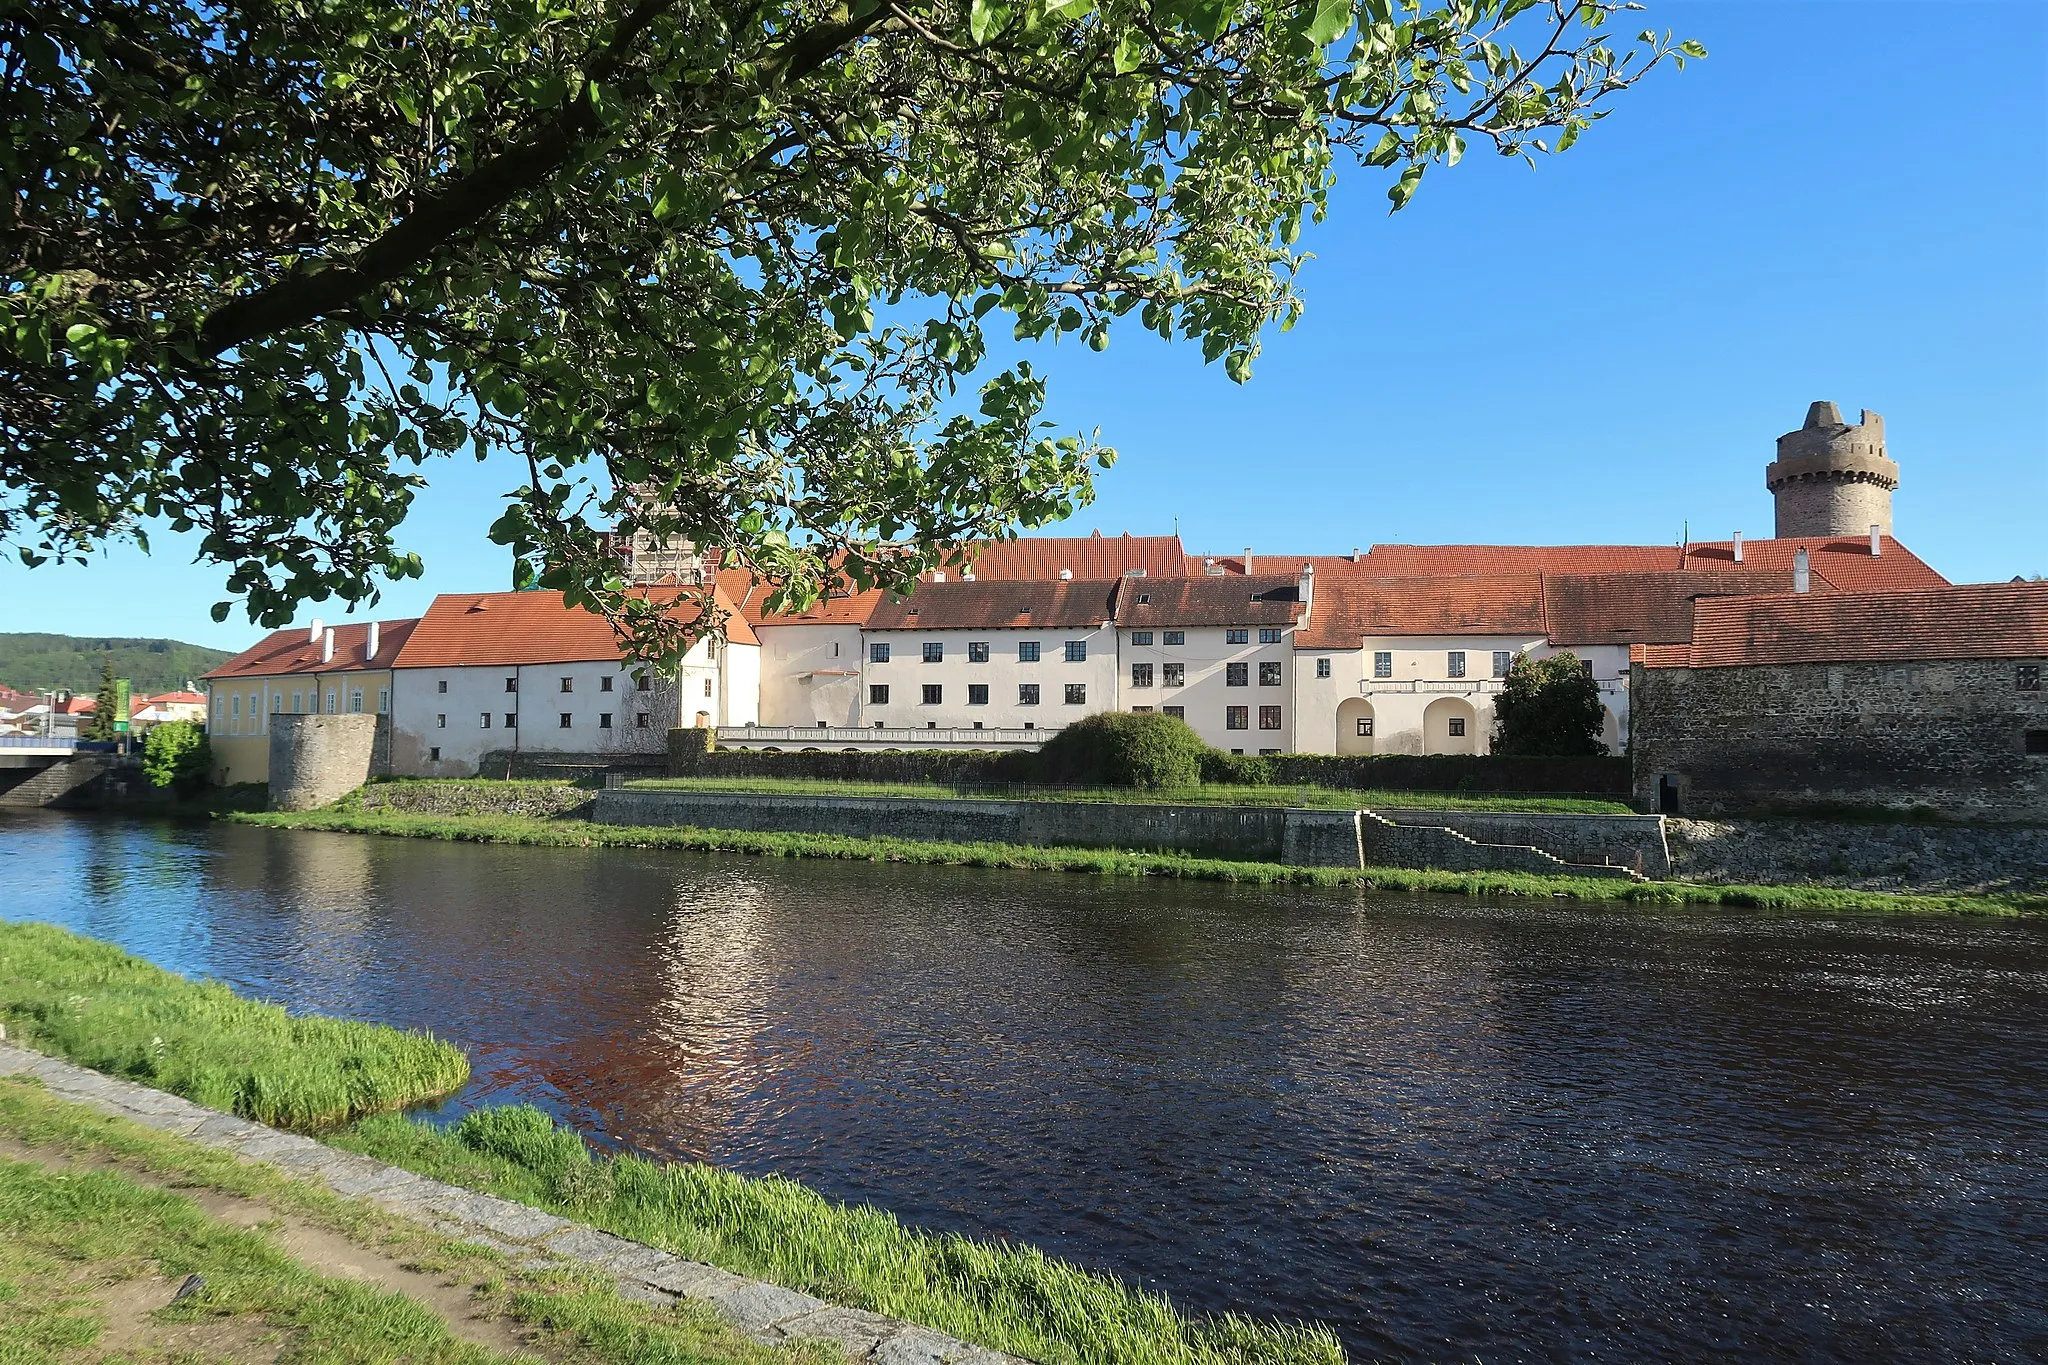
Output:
[1336, 698, 1376, 755]
[1423, 697, 1478, 755]
[1600, 705, 1622, 755]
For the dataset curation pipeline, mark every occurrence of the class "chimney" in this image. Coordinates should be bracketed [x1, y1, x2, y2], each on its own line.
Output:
[1870, 525, 1882, 557]
[366, 621, 380, 660]
[961, 571, 975, 581]
[1731, 531, 1743, 564]
[1351, 547, 1362, 563]
[1242, 547, 1253, 575]
[1298, 562, 1315, 614]
[932, 571, 945, 583]
[1793, 548, 1810, 594]
[321, 627, 335, 662]
[308, 617, 324, 643]
[1058, 568, 1073, 581]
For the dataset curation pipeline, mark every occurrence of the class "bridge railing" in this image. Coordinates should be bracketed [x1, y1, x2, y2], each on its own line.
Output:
[0, 735, 79, 750]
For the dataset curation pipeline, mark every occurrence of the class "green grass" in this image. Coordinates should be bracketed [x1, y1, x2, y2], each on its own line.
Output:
[0, 1077, 835, 1365]
[238, 805, 2047, 916]
[629, 773, 1634, 814]
[0, 920, 469, 1129]
[335, 1104, 1345, 1365]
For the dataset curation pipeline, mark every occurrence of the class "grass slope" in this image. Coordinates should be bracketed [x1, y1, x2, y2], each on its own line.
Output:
[339, 1105, 1344, 1365]
[241, 805, 2044, 916]
[0, 921, 468, 1128]
[0, 631, 231, 697]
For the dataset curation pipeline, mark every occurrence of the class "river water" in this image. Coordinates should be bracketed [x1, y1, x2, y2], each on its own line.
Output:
[4, 812, 2044, 1361]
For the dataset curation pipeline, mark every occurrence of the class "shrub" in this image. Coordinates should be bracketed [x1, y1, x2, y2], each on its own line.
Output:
[141, 719, 210, 790]
[1199, 750, 1274, 786]
[1031, 712, 1207, 788]
[1491, 651, 1608, 756]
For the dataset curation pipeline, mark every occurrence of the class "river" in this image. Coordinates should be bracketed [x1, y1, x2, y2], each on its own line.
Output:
[3, 812, 2044, 1361]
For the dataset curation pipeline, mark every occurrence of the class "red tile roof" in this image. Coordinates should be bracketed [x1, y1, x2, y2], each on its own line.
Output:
[58, 696, 97, 714]
[1647, 583, 2048, 668]
[713, 566, 886, 628]
[936, 533, 1188, 582]
[205, 619, 419, 680]
[1115, 575, 1304, 628]
[1540, 570, 1827, 646]
[1294, 574, 1549, 649]
[864, 578, 1120, 631]
[1345, 544, 1689, 575]
[395, 587, 755, 669]
[1677, 536, 1947, 592]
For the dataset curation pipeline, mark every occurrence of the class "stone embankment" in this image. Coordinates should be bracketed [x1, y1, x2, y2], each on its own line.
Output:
[1669, 818, 2048, 895]
[352, 778, 596, 822]
[595, 788, 1656, 880]
[0, 1042, 1022, 1364]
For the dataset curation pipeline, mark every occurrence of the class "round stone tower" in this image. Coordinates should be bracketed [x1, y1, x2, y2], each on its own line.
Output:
[1766, 400, 1898, 539]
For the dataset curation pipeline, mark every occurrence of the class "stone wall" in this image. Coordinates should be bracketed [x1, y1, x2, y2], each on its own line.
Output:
[594, 789, 1642, 878]
[354, 779, 596, 821]
[1631, 656, 2048, 821]
[476, 749, 667, 781]
[1375, 808, 1670, 876]
[268, 714, 385, 811]
[1668, 817, 2048, 895]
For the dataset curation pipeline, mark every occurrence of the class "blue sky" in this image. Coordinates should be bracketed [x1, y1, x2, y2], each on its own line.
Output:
[4, 0, 2042, 651]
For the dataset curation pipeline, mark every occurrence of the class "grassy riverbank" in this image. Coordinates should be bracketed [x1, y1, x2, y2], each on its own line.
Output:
[0, 922, 468, 1128]
[633, 773, 1634, 814]
[239, 805, 2045, 916]
[3, 925, 1347, 1365]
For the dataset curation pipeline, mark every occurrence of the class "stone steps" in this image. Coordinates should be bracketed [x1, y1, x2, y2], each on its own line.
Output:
[1355, 807, 1649, 882]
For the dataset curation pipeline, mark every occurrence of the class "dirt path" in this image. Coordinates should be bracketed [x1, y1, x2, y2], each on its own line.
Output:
[0, 1136, 545, 1360]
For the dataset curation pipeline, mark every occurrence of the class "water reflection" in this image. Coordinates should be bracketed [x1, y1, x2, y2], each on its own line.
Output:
[3, 810, 2045, 1361]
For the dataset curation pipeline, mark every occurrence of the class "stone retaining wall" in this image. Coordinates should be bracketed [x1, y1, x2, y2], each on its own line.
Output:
[269, 714, 386, 812]
[0, 1043, 1021, 1364]
[1376, 809, 1670, 877]
[355, 779, 596, 822]
[1668, 817, 2048, 895]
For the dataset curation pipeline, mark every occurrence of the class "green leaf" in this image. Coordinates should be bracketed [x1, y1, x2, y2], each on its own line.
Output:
[1302, 0, 1352, 48]
[1112, 30, 1148, 74]
[1387, 164, 1423, 210]
[1679, 39, 1708, 59]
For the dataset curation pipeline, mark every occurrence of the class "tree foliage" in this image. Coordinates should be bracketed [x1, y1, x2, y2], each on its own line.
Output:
[141, 717, 210, 788]
[1490, 649, 1606, 756]
[3, 0, 1698, 662]
[82, 656, 119, 741]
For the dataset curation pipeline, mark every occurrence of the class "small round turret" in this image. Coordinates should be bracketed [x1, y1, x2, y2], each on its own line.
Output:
[1766, 401, 1898, 539]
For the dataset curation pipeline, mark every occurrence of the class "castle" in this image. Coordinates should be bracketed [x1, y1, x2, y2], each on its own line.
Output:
[1766, 400, 1898, 539]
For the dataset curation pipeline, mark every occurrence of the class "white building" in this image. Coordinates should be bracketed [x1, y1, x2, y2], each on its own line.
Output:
[1114, 572, 1307, 753]
[856, 578, 1122, 733]
[386, 587, 758, 776]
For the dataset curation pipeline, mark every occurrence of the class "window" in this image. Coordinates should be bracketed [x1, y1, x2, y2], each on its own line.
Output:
[292, 690, 303, 712]
[1356, 717, 1374, 737]
[1259, 661, 1282, 686]
[1494, 650, 1514, 678]
[505, 676, 518, 692]
[922, 684, 943, 705]
[561, 676, 574, 692]
[1064, 640, 1087, 662]
[1373, 651, 1393, 679]
[968, 683, 989, 705]
[870, 642, 891, 663]
[1226, 662, 1249, 687]
[377, 688, 389, 714]
[436, 713, 447, 729]
[1226, 705, 1248, 730]
[1448, 716, 1467, 737]
[703, 678, 713, 698]
[326, 690, 337, 713]
[1131, 631, 1153, 646]
[559, 712, 573, 728]
[1132, 706, 1153, 713]
[1163, 662, 1185, 687]
[504, 712, 517, 728]
[1315, 658, 1331, 679]
[480, 713, 493, 728]
[230, 694, 240, 732]
[599, 713, 613, 729]
[429, 746, 440, 762]
[923, 641, 944, 663]
[1163, 631, 1185, 646]
[1064, 683, 1087, 705]
[1164, 705, 1185, 719]
[973, 721, 985, 729]
[1019, 684, 1040, 705]
[869, 684, 890, 705]
[349, 688, 364, 713]
[1259, 705, 1282, 730]
[636, 713, 650, 728]
[437, 679, 448, 694]
[601, 676, 614, 692]
[1226, 629, 1249, 645]
[1259, 628, 1283, 644]
[1131, 663, 1153, 688]
[2028, 730, 2048, 755]
[2020, 665, 2043, 692]
[1136, 593, 1150, 605]
[1447, 651, 1466, 678]
[637, 674, 652, 691]
[968, 641, 991, 663]
[1018, 641, 1041, 662]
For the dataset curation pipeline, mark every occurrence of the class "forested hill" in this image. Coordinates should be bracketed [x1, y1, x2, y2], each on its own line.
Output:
[0, 633, 232, 696]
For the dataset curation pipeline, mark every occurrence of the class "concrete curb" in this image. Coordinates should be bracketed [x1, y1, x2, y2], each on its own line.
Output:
[0, 1043, 1024, 1364]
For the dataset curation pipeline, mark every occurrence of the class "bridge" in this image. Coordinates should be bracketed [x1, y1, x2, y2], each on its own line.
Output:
[0, 737, 134, 808]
